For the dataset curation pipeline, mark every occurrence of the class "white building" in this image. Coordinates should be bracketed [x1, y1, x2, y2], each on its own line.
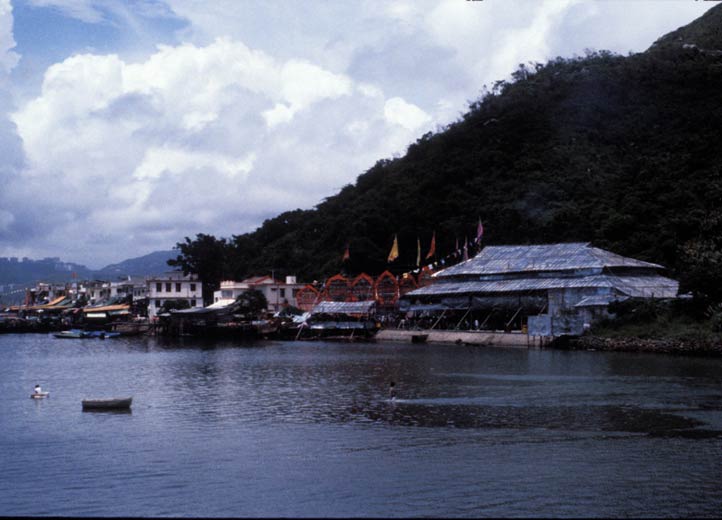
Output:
[85, 280, 111, 304]
[213, 275, 306, 313]
[146, 272, 203, 318]
[110, 276, 148, 301]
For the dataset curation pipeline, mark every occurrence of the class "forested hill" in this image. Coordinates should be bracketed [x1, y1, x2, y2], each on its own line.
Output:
[171, 5, 722, 302]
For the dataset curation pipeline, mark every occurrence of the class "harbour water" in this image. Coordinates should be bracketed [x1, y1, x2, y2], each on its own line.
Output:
[2, 333, 722, 517]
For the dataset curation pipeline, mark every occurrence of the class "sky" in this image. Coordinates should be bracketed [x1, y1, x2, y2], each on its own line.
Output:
[0, 0, 714, 269]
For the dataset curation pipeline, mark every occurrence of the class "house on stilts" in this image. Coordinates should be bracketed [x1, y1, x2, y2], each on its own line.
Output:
[400, 242, 679, 339]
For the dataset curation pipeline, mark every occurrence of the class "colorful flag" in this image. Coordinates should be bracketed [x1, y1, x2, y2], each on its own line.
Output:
[416, 237, 421, 267]
[387, 234, 399, 263]
[426, 231, 436, 259]
[342, 244, 350, 262]
[476, 218, 484, 243]
[463, 236, 469, 261]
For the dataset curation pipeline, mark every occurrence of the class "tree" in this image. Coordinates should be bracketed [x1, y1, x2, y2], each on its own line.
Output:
[234, 289, 268, 319]
[160, 299, 191, 313]
[168, 233, 229, 305]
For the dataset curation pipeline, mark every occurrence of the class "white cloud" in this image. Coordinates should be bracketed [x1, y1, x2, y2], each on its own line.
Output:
[0, 0, 18, 74]
[384, 97, 431, 132]
[262, 103, 294, 128]
[134, 146, 256, 181]
[6, 36, 430, 266]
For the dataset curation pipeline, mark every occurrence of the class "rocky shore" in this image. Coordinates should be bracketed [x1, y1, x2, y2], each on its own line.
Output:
[552, 335, 722, 357]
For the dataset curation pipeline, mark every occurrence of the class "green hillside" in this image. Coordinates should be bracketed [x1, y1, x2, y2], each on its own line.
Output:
[171, 5, 722, 303]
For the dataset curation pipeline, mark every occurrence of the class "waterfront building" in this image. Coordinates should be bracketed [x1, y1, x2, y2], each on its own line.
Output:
[401, 242, 679, 337]
[109, 276, 148, 301]
[146, 272, 203, 318]
[212, 276, 307, 313]
[85, 280, 111, 304]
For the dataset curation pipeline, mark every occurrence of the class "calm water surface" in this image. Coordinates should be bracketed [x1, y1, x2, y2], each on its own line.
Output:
[1, 333, 722, 517]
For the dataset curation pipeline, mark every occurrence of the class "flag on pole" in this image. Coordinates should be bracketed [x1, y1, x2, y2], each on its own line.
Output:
[476, 218, 484, 243]
[387, 234, 399, 263]
[342, 244, 350, 262]
[463, 236, 469, 261]
[426, 231, 436, 259]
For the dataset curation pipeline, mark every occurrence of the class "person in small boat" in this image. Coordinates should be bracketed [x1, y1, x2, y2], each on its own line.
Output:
[34, 384, 42, 395]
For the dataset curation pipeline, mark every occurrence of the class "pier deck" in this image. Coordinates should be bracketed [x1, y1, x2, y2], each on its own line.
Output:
[376, 329, 550, 348]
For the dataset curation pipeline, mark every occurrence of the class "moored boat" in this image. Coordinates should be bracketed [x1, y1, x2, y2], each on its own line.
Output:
[81, 397, 132, 410]
[30, 391, 50, 399]
[54, 329, 87, 338]
[54, 329, 121, 339]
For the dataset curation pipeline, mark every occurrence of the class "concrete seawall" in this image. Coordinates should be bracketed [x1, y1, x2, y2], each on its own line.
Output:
[376, 329, 550, 348]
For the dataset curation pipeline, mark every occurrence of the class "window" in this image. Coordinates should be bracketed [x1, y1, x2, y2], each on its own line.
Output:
[176, 282, 181, 292]
[190, 299, 196, 307]
[166, 282, 171, 292]
[155, 300, 161, 308]
[156, 282, 162, 292]
[190, 283, 196, 291]
[279, 288, 286, 298]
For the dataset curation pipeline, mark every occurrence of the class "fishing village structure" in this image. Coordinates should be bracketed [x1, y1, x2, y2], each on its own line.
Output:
[386, 242, 679, 345]
[1, 242, 680, 345]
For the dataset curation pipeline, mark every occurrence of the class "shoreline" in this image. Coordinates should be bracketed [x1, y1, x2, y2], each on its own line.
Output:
[376, 329, 722, 357]
[553, 335, 722, 357]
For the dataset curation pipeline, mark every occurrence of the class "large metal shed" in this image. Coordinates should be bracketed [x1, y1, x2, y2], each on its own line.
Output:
[402, 242, 679, 336]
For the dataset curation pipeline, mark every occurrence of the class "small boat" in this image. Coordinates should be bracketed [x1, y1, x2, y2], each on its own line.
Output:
[54, 329, 87, 339]
[82, 397, 132, 411]
[86, 331, 121, 339]
[54, 330, 121, 339]
[30, 392, 50, 399]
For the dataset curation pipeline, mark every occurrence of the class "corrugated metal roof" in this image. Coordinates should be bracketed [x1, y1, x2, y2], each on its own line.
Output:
[434, 243, 663, 278]
[406, 275, 678, 298]
[574, 295, 628, 307]
[171, 306, 214, 315]
[311, 300, 375, 315]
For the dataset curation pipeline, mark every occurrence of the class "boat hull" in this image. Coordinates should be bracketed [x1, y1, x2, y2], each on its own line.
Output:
[82, 397, 132, 410]
[30, 392, 50, 399]
[55, 330, 121, 339]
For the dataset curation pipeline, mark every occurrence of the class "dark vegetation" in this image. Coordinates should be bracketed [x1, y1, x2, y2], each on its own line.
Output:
[170, 7, 722, 313]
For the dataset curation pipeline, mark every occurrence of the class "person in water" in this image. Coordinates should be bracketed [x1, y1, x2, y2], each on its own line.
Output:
[34, 384, 42, 394]
[389, 381, 397, 400]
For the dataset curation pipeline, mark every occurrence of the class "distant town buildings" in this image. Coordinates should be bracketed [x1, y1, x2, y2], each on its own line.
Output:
[146, 272, 203, 318]
[213, 276, 306, 312]
[1, 241, 682, 340]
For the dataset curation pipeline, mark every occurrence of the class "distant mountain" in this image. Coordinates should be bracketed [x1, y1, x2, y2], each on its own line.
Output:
[0, 256, 93, 285]
[94, 250, 177, 279]
[0, 251, 177, 291]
